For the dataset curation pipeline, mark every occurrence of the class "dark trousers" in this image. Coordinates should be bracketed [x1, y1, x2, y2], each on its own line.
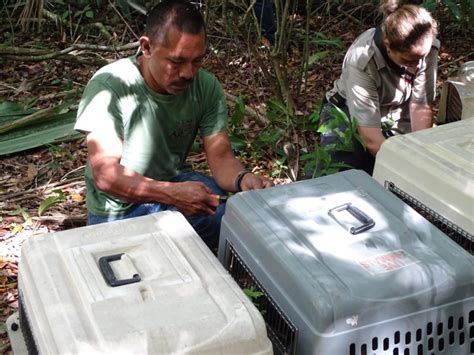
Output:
[319, 96, 375, 175]
[254, 0, 276, 45]
[88, 172, 226, 249]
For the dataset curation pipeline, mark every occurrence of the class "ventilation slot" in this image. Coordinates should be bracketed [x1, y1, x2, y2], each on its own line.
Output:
[348, 314, 473, 354]
[224, 242, 298, 355]
[19, 294, 39, 355]
[386, 181, 473, 254]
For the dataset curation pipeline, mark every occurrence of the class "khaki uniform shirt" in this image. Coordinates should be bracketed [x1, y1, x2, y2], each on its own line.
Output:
[327, 28, 439, 133]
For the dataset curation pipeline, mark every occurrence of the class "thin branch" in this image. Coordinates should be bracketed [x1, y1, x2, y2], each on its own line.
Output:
[0, 41, 139, 56]
[94, 22, 114, 42]
[337, 2, 364, 28]
[0, 82, 17, 91]
[108, 0, 140, 40]
[37, 89, 81, 101]
[438, 52, 474, 69]
[0, 41, 139, 65]
[0, 178, 84, 203]
[35, 214, 87, 227]
[1, 53, 108, 66]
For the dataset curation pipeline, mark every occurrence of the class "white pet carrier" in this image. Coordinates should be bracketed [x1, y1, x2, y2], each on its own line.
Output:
[373, 118, 473, 254]
[7, 211, 273, 354]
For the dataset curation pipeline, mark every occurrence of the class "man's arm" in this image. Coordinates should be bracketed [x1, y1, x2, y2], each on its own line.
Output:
[203, 132, 273, 192]
[410, 102, 433, 131]
[86, 131, 218, 216]
[357, 126, 386, 156]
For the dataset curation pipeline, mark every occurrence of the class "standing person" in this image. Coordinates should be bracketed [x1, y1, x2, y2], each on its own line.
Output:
[75, 0, 273, 248]
[317, 0, 439, 175]
[254, 0, 277, 46]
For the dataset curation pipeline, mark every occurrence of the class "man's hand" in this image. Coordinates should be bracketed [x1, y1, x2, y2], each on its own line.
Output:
[169, 181, 219, 216]
[240, 173, 274, 191]
[204, 132, 275, 192]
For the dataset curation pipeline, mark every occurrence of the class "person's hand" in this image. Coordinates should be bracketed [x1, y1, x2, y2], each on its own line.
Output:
[240, 173, 274, 191]
[170, 181, 219, 216]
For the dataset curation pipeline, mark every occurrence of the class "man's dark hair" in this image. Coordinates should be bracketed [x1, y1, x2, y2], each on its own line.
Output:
[145, 0, 205, 44]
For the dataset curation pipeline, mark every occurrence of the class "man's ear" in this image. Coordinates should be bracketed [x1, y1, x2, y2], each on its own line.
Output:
[140, 36, 152, 57]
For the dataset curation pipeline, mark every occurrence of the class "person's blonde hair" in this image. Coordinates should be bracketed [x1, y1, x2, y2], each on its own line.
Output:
[379, 1, 437, 52]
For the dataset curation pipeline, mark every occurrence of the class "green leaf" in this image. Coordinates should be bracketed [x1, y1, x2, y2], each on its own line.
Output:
[310, 32, 344, 48]
[266, 98, 293, 125]
[230, 94, 249, 126]
[190, 141, 201, 153]
[243, 287, 264, 300]
[308, 50, 329, 65]
[85, 10, 94, 18]
[115, 0, 131, 16]
[0, 109, 82, 156]
[229, 133, 247, 152]
[350, 115, 366, 149]
[61, 10, 70, 20]
[0, 101, 25, 116]
[254, 126, 284, 149]
[444, 0, 461, 20]
[38, 190, 66, 216]
[306, 101, 321, 127]
[422, 0, 437, 12]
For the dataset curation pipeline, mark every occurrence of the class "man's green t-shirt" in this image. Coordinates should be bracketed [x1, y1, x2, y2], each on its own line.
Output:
[75, 55, 228, 217]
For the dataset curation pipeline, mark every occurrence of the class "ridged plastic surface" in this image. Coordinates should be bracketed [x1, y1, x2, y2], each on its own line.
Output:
[18, 211, 273, 354]
[218, 170, 473, 355]
[374, 118, 474, 235]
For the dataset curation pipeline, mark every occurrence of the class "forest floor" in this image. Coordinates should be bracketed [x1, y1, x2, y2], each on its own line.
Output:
[0, 2, 472, 353]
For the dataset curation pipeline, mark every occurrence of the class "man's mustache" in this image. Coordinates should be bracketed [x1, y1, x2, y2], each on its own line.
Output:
[171, 78, 193, 86]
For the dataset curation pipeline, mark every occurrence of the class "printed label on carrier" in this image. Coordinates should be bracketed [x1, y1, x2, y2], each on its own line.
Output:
[358, 250, 419, 275]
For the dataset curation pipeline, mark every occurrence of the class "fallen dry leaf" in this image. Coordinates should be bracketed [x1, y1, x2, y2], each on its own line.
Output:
[10, 224, 23, 235]
[27, 163, 38, 180]
[70, 193, 83, 203]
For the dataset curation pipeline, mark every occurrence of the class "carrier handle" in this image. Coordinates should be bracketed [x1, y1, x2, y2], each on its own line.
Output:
[98, 253, 141, 287]
[328, 203, 375, 235]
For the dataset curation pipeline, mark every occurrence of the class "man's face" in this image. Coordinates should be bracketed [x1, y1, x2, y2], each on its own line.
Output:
[141, 26, 206, 95]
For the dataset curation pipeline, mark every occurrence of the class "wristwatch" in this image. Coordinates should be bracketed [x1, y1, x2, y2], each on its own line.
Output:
[234, 170, 249, 192]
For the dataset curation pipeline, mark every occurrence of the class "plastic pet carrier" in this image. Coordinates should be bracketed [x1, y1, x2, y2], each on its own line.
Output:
[7, 211, 273, 354]
[373, 118, 474, 254]
[437, 61, 474, 123]
[218, 169, 474, 355]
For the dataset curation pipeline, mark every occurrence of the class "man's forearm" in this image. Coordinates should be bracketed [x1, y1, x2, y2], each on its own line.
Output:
[91, 158, 175, 204]
[209, 155, 246, 192]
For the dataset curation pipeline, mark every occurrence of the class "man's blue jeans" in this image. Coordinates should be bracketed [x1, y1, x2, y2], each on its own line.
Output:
[87, 172, 227, 249]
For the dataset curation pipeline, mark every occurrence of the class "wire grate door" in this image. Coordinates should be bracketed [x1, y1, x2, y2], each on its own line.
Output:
[224, 242, 298, 355]
[386, 182, 473, 254]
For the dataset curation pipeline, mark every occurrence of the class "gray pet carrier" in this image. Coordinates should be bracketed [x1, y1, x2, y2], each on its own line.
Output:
[218, 169, 473, 355]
